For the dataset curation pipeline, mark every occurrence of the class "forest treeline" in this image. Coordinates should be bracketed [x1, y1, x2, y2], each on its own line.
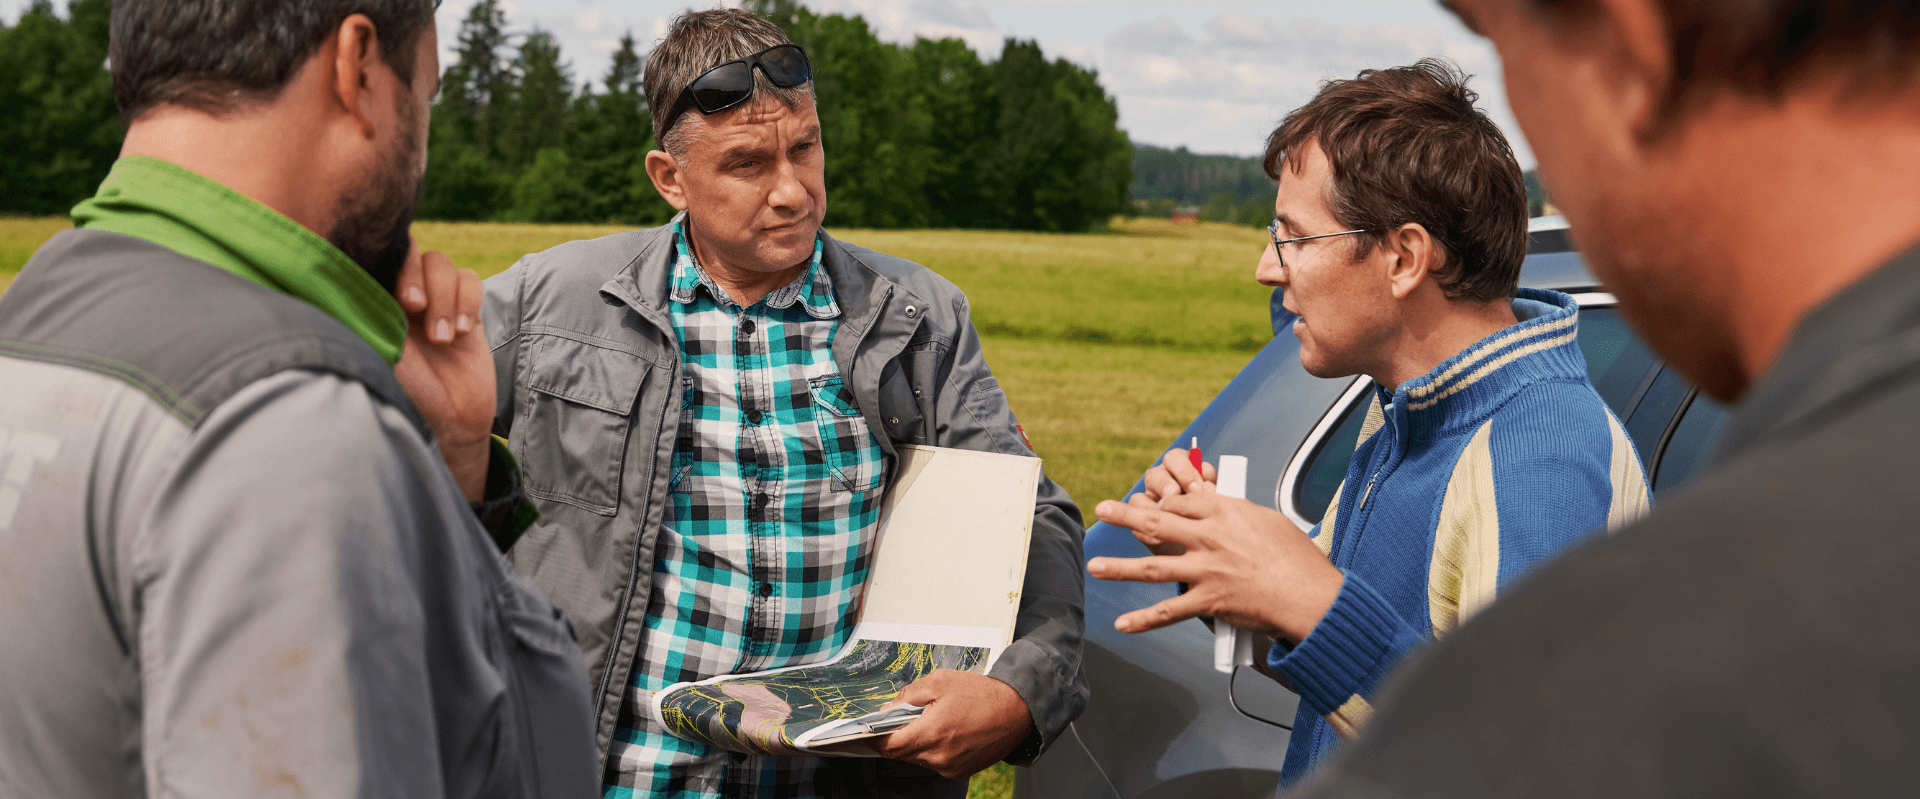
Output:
[0, 0, 1132, 232]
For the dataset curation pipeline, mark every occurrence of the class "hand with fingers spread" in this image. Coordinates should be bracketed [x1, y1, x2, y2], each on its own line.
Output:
[872, 670, 1034, 780]
[1088, 492, 1344, 645]
[392, 241, 495, 501]
[1127, 448, 1220, 555]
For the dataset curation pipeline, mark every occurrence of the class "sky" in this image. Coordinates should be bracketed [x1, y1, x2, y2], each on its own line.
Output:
[5, 0, 1531, 166]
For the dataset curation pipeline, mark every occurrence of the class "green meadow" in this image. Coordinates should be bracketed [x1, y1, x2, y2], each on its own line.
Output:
[2, 216, 1269, 518]
[1, 216, 1273, 798]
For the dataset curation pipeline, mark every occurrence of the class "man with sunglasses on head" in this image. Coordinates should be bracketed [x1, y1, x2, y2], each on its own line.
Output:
[1087, 59, 1650, 786]
[470, 9, 1087, 799]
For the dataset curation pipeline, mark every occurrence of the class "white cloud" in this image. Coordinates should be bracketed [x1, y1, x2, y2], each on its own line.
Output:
[1139, 56, 1190, 85]
[577, 8, 605, 34]
[1106, 18, 1196, 55]
[1084, 10, 1530, 163]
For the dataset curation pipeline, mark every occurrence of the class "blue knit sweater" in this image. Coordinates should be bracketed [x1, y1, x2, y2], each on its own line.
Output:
[1272, 289, 1650, 783]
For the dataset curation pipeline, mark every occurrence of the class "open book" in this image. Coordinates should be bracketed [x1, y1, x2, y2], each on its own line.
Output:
[648, 444, 1041, 757]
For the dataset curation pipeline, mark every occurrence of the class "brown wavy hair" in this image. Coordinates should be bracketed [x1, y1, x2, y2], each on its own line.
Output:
[1262, 58, 1527, 303]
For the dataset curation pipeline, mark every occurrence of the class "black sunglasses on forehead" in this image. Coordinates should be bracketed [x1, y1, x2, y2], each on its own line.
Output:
[659, 44, 812, 139]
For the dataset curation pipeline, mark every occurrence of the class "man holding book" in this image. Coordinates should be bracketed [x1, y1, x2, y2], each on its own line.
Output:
[464, 9, 1088, 798]
[1089, 60, 1651, 785]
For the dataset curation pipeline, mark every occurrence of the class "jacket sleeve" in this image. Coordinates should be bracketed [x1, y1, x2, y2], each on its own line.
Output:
[483, 258, 530, 435]
[1268, 574, 1427, 739]
[928, 293, 1089, 765]
[132, 370, 482, 797]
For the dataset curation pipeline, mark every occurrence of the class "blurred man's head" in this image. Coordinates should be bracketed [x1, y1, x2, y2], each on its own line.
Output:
[1258, 59, 1529, 382]
[1446, 0, 1920, 401]
[642, 9, 825, 280]
[110, 0, 439, 290]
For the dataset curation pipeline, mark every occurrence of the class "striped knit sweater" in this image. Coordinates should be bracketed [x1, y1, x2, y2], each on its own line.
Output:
[1273, 288, 1650, 784]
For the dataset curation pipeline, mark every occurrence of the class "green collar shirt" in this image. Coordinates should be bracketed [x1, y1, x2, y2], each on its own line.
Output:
[70, 155, 406, 364]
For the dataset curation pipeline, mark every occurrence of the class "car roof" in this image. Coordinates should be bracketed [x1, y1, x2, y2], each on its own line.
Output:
[1520, 216, 1599, 293]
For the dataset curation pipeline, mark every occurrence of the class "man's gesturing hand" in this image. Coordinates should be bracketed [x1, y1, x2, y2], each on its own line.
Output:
[1088, 493, 1344, 644]
[393, 243, 495, 501]
[874, 670, 1033, 780]
[1126, 447, 1219, 556]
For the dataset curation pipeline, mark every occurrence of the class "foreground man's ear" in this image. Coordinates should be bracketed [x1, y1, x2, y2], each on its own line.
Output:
[1588, 0, 1674, 140]
[646, 150, 691, 211]
[328, 13, 385, 141]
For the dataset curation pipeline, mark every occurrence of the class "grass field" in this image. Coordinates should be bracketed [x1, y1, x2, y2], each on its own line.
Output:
[0, 216, 1270, 798]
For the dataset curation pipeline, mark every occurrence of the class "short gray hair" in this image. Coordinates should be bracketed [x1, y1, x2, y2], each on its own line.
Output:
[644, 8, 813, 158]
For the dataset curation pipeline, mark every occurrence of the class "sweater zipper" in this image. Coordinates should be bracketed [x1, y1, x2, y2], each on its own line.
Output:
[1337, 411, 1400, 564]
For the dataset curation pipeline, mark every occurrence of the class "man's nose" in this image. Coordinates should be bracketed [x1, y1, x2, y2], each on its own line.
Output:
[768, 157, 808, 211]
[1255, 244, 1285, 288]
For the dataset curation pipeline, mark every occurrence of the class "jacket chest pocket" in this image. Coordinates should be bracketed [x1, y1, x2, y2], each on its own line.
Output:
[809, 374, 883, 493]
[516, 335, 650, 515]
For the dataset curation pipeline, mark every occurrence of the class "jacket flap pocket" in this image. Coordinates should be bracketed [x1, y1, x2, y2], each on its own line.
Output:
[524, 335, 646, 415]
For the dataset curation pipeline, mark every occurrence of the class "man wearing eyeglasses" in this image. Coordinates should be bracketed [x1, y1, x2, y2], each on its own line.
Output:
[1088, 59, 1649, 786]
[465, 9, 1086, 799]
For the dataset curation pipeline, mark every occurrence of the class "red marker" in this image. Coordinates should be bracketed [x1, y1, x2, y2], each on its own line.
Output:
[1188, 436, 1203, 473]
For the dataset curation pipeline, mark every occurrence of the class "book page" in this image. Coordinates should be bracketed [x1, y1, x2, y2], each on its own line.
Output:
[854, 445, 1040, 663]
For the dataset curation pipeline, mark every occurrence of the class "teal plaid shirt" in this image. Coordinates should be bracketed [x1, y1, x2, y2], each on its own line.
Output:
[603, 222, 888, 799]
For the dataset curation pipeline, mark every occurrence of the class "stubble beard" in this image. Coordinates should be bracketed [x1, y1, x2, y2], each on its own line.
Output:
[330, 92, 425, 294]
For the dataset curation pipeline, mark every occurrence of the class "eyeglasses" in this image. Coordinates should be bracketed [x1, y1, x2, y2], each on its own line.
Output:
[659, 44, 813, 139]
[1267, 220, 1374, 268]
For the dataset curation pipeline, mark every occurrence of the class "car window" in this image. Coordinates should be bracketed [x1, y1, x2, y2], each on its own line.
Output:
[1290, 304, 1659, 527]
[1294, 397, 1369, 526]
[1573, 307, 1659, 418]
[1625, 366, 1690, 464]
[1652, 392, 1730, 495]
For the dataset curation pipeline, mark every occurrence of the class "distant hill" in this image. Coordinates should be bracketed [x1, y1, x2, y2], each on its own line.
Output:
[1130, 142, 1554, 222]
[1130, 144, 1273, 206]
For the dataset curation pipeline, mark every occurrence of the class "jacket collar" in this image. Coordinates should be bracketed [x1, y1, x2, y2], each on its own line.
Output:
[1717, 242, 1920, 462]
[1385, 288, 1589, 441]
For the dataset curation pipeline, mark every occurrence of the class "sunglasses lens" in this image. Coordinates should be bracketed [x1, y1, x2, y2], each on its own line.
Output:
[757, 45, 812, 87]
[689, 61, 754, 113]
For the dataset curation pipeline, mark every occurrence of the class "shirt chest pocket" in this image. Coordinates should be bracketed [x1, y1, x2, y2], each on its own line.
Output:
[808, 374, 884, 493]
[516, 335, 650, 515]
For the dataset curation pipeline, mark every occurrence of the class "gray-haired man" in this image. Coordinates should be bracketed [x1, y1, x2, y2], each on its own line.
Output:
[472, 9, 1088, 798]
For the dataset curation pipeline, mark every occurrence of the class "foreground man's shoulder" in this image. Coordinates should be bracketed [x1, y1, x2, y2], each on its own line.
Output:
[1301, 396, 1920, 798]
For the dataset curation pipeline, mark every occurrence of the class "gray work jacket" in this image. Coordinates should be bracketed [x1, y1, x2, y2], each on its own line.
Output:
[0, 230, 599, 798]
[483, 215, 1089, 766]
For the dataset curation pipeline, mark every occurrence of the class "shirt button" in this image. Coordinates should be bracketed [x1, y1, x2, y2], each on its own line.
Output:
[749, 409, 764, 425]
[757, 583, 774, 597]
[741, 318, 756, 335]
[904, 305, 918, 318]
